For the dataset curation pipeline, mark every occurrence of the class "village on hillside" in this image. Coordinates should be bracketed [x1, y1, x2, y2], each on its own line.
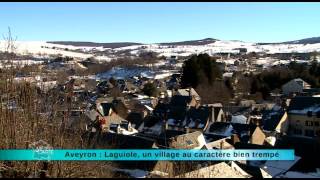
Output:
[2, 47, 320, 178]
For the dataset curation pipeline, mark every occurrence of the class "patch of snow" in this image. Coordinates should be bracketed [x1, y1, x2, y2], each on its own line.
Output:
[261, 156, 301, 177]
[112, 168, 148, 178]
[289, 105, 320, 115]
[265, 136, 276, 146]
[231, 115, 247, 124]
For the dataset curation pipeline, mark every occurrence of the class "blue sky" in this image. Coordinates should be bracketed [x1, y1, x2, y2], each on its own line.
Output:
[0, 2, 320, 43]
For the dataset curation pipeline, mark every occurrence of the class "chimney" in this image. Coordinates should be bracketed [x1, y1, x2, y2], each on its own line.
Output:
[220, 140, 224, 149]
[186, 128, 191, 134]
[231, 134, 240, 145]
[162, 120, 168, 133]
[117, 125, 121, 134]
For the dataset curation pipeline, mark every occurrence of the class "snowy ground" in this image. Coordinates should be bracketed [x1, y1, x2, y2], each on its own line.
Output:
[2, 40, 320, 61]
[96, 66, 178, 80]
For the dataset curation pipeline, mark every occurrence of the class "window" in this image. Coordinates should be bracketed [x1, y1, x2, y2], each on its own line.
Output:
[307, 111, 313, 117]
[186, 140, 194, 146]
[305, 121, 314, 127]
[315, 122, 319, 127]
[305, 130, 315, 137]
[293, 128, 302, 135]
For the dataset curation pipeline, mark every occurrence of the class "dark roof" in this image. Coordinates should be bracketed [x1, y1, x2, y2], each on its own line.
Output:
[288, 96, 320, 111]
[153, 102, 170, 114]
[262, 110, 285, 131]
[168, 106, 187, 121]
[156, 130, 187, 148]
[223, 106, 251, 115]
[126, 112, 144, 128]
[188, 106, 210, 122]
[234, 162, 263, 179]
[303, 88, 320, 93]
[274, 135, 320, 171]
[159, 130, 186, 139]
[169, 131, 203, 149]
[112, 99, 129, 119]
[99, 103, 113, 116]
[170, 95, 192, 107]
[234, 142, 274, 149]
[231, 123, 256, 135]
[143, 115, 161, 128]
[214, 107, 222, 121]
[204, 134, 227, 143]
[82, 132, 156, 149]
[209, 122, 231, 133]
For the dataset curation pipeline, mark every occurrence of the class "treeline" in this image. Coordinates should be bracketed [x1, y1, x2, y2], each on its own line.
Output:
[180, 54, 232, 104]
[181, 53, 222, 88]
[181, 54, 320, 103]
[250, 60, 320, 98]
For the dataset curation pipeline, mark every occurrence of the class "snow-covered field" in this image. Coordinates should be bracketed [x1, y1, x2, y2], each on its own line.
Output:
[114, 40, 320, 57]
[1, 39, 320, 60]
[96, 67, 179, 80]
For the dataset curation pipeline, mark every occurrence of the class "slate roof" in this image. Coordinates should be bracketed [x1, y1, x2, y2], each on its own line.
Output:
[167, 106, 187, 121]
[156, 130, 188, 148]
[170, 95, 192, 107]
[126, 112, 144, 128]
[176, 88, 200, 100]
[187, 106, 210, 123]
[143, 115, 161, 128]
[234, 142, 274, 149]
[288, 96, 320, 111]
[82, 131, 156, 149]
[233, 162, 264, 179]
[208, 122, 232, 135]
[99, 103, 113, 116]
[262, 110, 285, 131]
[169, 131, 204, 149]
[214, 106, 222, 120]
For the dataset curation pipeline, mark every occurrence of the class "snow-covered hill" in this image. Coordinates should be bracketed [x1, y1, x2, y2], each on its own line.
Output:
[1, 38, 320, 60]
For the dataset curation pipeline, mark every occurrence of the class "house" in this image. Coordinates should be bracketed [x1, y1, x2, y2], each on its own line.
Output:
[206, 122, 267, 145]
[174, 162, 249, 178]
[126, 112, 145, 130]
[287, 96, 320, 138]
[206, 103, 225, 122]
[282, 78, 311, 95]
[85, 99, 138, 134]
[250, 126, 266, 145]
[260, 156, 301, 178]
[170, 95, 198, 108]
[174, 88, 201, 103]
[302, 88, 320, 97]
[205, 122, 233, 137]
[82, 131, 157, 149]
[205, 137, 234, 150]
[232, 161, 275, 178]
[164, 104, 226, 133]
[275, 135, 320, 172]
[96, 80, 114, 94]
[168, 131, 207, 149]
[82, 132, 158, 171]
[262, 109, 288, 135]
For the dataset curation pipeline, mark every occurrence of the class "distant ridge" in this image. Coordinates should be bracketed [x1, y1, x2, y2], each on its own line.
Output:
[258, 36, 320, 45]
[49, 36, 320, 49]
[47, 41, 143, 49]
[158, 38, 218, 46]
[47, 38, 218, 49]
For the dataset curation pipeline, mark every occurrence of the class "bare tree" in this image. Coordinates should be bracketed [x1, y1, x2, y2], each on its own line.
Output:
[2, 27, 17, 54]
